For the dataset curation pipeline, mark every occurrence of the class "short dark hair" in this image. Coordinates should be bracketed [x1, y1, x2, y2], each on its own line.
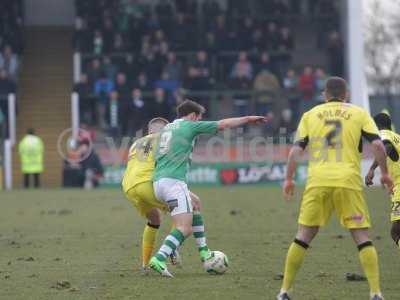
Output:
[325, 77, 347, 99]
[374, 113, 392, 130]
[27, 128, 35, 135]
[176, 99, 205, 118]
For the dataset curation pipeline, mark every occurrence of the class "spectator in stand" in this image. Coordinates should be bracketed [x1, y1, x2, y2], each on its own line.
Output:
[187, 50, 213, 90]
[279, 26, 295, 50]
[202, 0, 221, 19]
[154, 71, 180, 104]
[276, 26, 295, 78]
[327, 30, 344, 76]
[231, 51, 253, 81]
[128, 18, 145, 52]
[0, 105, 4, 130]
[152, 29, 167, 51]
[108, 90, 120, 137]
[121, 54, 136, 83]
[276, 108, 296, 136]
[92, 30, 104, 55]
[175, 0, 197, 15]
[146, 13, 161, 32]
[94, 72, 114, 128]
[214, 15, 231, 51]
[73, 17, 90, 52]
[79, 123, 96, 142]
[227, 0, 250, 16]
[102, 56, 118, 80]
[251, 27, 264, 53]
[155, 0, 174, 34]
[139, 51, 163, 82]
[102, 17, 115, 53]
[0, 45, 19, 81]
[203, 31, 218, 54]
[0, 69, 16, 94]
[113, 33, 127, 53]
[87, 58, 102, 85]
[275, 0, 291, 14]
[155, 0, 174, 19]
[152, 87, 170, 120]
[238, 17, 254, 51]
[283, 69, 300, 122]
[129, 88, 147, 134]
[314, 67, 328, 104]
[157, 41, 170, 64]
[230, 52, 253, 116]
[115, 73, 130, 100]
[119, 0, 147, 19]
[265, 22, 280, 51]
[79, 140, 104, 189]
[140, 36, 151, 56]
[171, 13, 190, 51]
[114, 72, 131, 136]
[315, 0, 337, 16]
[164, 51, 182, 81]
[0, 69, 15, 126]
[255, 52, 275, 75]
[253, 69, 280, 115]
[74, 73, 95, 125]
[135, 72, 152, 91]
[298, 66, 315, 112]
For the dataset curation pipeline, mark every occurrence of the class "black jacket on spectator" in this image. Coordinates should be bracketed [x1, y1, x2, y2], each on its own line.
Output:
[81, 151, 104, 178]
[0, 77, 16, 94]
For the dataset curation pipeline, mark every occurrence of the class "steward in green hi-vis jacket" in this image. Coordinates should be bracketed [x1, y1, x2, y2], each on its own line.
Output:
[18, 128, 44, 188]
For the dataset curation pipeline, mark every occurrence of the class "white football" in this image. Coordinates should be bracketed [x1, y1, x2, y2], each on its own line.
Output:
[203, 251, 229, 275]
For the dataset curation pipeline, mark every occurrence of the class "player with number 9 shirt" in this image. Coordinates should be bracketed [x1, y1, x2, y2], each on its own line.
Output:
[148, 99, 267, 277]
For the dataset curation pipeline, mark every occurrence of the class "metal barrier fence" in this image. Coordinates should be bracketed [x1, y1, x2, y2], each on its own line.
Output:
[0, 94, 16, 190]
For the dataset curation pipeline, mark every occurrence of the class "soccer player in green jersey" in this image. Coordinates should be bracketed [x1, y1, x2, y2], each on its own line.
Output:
[149, 99, 267, 277]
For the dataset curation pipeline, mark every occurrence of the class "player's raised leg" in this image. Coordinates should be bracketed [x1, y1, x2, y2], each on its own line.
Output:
[278, 225, 319, 300]
[350, 229, 383, 300]
[142, 208, 162, 269]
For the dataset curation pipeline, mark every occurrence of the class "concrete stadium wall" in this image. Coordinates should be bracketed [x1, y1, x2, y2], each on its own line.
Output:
[24, 0, 75, 26]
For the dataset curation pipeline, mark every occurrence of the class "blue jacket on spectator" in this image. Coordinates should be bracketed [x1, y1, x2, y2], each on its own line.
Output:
[94, 78, 114, 103]
[154, 79, 181, 105]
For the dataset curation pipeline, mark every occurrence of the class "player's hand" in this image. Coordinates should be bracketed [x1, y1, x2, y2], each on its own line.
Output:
[380, 173, 394, 194]
[364, 170, 374, 187]
[283, 178, 295, 200]
[247, 116, 268, 125]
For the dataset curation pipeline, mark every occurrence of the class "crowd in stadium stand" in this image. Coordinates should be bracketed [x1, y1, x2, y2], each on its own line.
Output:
[0, 0, 23, 137]
[73, 0, 343, 137]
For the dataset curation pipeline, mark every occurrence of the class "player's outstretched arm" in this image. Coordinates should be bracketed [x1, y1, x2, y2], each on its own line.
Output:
[365, 160, 378, 186]
[217, 116, 267, 130]
[366, 140, 399, 186]
[283, 145, 304, 200]
[371, 139, 394, 193]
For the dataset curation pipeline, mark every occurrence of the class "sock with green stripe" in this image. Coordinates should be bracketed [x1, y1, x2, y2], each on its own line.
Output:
[155, 229, 185, 262]
[192, 212, 210, 260]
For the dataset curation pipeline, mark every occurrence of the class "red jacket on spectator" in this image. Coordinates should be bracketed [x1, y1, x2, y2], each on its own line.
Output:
[298, 67, 315, 101]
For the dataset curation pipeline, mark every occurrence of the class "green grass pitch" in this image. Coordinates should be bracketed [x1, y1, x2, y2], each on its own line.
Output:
[0, 187, 398, 300]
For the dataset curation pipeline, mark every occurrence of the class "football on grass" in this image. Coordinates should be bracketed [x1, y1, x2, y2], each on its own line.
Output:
[203, 251, 229, 275]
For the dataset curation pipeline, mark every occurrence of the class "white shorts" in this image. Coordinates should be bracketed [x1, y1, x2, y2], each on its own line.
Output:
[153, 178, 193, 216]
